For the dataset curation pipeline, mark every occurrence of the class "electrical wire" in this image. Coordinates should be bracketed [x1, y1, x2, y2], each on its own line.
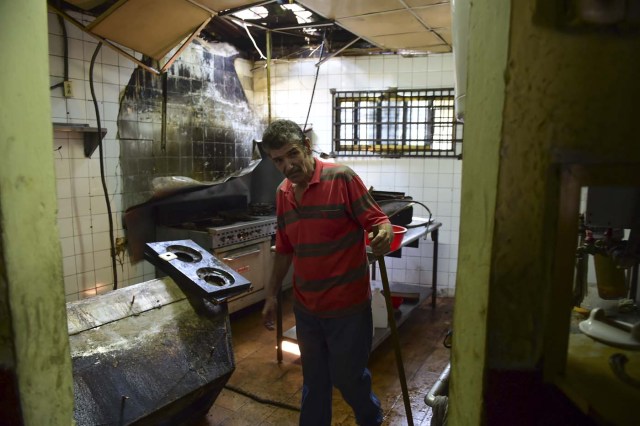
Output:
[377, 198, 433, 227]
[243, 22, 267, 60]
[89, 42, 119, 290]
[223, 384, 301, 412]
[303, 31, 326, 134]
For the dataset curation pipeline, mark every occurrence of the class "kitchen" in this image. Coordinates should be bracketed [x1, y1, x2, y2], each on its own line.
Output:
[2, 1, 640, 426]
[47, 5, 460, 306]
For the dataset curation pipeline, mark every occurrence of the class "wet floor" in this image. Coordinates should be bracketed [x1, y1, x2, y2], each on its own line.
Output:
[196, 290, 454, 426]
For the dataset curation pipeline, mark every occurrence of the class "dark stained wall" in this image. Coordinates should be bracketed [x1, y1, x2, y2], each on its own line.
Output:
[118, 40, 263, 209]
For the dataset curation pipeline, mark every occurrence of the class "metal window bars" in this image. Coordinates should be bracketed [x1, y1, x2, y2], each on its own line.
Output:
[331, 88, 463, 158]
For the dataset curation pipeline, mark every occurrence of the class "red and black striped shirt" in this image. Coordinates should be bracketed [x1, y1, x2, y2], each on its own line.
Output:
[275, 158, 390, 317]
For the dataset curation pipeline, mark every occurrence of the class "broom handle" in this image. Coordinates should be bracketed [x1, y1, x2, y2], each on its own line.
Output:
[372, 226, 414, 426]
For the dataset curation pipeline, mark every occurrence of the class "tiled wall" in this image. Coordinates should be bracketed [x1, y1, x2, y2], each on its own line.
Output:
[252, 55, 461, 296]
[49, 12, 152, 301]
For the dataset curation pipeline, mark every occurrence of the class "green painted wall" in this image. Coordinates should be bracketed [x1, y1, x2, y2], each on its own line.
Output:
[449, 0, 510, 423]
[493, 1, 640, 367]
[0, 1, 74, 424]
[452, 0, 640, 423]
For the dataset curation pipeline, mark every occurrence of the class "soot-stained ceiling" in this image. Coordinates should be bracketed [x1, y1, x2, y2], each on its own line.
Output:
[50, 0, 451, 64]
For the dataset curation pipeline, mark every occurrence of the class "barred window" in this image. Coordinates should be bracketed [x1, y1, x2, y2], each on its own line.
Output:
[331, 88, 462, 158]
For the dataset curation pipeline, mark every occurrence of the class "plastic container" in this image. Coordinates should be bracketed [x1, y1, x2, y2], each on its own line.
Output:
[391, 296, 404, 309]
[365, 225, 407, 252]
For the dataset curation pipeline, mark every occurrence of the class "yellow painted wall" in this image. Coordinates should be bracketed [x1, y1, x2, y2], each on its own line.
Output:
[449, 0, 510, 423]
[452, 0, 640, 424]
[0, 1, 74, 424]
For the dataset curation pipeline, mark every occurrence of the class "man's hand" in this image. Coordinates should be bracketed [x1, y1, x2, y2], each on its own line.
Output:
[262, 296, 277, 330]
[369, 223, 393, 257]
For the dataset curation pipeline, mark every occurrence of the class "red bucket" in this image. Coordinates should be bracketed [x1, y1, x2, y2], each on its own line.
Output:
[365, 225, 407, 252]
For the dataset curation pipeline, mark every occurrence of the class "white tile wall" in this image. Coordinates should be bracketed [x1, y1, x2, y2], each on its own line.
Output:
[48, 11, 156, 302]
[252, 54, 461, 296]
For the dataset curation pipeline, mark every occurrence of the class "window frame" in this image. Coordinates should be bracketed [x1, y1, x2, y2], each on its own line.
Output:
[331, 88, 462, 158]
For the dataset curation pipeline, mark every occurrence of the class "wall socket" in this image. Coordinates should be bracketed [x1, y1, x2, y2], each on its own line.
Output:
[63, 80, 73, 97]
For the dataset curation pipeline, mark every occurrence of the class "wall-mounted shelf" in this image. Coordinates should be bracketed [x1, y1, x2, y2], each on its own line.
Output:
[53, 123, 107, 158]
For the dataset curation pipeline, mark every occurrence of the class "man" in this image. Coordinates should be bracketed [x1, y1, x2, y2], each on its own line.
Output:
[260, 119, 394, 426]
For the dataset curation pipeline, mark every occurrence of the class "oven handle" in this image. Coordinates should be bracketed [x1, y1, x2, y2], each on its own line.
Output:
[222, 247, 262, 262]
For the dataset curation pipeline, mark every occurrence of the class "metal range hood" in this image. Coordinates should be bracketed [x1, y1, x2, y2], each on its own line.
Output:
[48, 0, 232, 74]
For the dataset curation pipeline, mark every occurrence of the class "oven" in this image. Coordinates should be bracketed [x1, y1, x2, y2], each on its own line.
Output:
[215, 238, 271, 312]
[156, 215, 279, 313]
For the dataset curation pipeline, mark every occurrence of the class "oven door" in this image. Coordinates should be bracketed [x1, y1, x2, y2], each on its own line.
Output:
[216, 239, 269, 313]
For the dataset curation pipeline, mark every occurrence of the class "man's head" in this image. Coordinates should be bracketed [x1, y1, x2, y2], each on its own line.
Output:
[261, 119, 315, 186]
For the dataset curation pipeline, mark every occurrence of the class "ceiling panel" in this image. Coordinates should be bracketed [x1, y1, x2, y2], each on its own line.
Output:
[339, 10, 426, 38]
[296, 0, 403, 19]
[403, 0, 448, 7]
[370, 31, 444, 49]
[87, 0, 212, 60]
[434, 27, 452, 44]
[197, 0, 256, 12]
[299, 0, 452, 54]
[413, 4, 452, 29]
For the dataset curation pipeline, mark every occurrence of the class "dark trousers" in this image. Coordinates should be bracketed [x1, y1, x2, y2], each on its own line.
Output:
[294, 305, 383, 426]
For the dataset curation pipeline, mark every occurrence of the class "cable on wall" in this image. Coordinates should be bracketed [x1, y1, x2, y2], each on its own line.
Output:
[303, 31, 326, 134]
[89, 42, 119, 290]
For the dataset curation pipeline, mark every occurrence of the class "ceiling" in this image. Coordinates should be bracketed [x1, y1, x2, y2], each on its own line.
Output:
[51, 0, 452, 62]
[296, 0, 451, 54]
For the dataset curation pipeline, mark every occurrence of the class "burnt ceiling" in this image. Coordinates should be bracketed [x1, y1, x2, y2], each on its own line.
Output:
[49, 0, 451, 60]
[205, 5, 383, 60]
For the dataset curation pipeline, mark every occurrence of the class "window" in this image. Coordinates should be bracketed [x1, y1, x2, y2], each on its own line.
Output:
[331, 88, 462, 158]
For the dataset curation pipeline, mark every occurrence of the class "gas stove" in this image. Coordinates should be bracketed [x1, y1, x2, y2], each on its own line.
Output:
[205, 215, 277, 249]
[157, 215, 277, 251]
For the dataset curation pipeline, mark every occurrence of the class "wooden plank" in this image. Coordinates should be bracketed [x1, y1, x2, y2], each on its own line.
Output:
[66, 277, 187, 335]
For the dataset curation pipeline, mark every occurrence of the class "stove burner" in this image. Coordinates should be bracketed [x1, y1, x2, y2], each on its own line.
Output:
[164, 245, 203, 262]
[197, 267, 234, 287]
[144, 240, 251, 301]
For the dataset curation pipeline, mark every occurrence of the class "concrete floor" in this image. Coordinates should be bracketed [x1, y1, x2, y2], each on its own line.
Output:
[195, 290, 454, 425]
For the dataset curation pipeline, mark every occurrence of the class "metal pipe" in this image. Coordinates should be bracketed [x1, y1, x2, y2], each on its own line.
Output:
[424, 362, 451, 407]
[273, 21, 334, 31]
[266, 30, 272, 123]
[316, 37, 360, 67]
[224, 15, 322, 39]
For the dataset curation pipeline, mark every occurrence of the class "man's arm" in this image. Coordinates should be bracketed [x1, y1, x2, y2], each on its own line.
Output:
[262, 251, 293, 330]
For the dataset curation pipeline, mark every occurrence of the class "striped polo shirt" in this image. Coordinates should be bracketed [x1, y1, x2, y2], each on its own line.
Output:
[274, 158, 390, 317]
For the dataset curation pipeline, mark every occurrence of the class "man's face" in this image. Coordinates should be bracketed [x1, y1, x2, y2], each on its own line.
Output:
[267, 140, 315, 186]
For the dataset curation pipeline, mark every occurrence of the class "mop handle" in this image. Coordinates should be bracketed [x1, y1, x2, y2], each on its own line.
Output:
[372, 226, 414, 426]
